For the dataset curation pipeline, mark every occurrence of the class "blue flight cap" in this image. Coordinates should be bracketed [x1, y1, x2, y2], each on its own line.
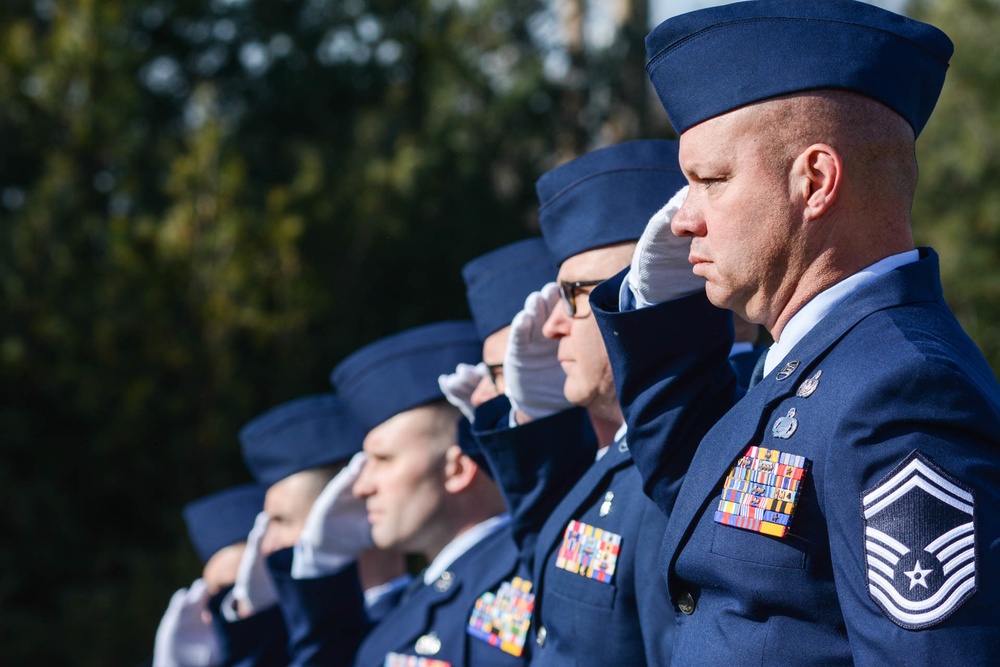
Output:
[645, 0, 953, 137]
[182, 483, 266, 564]
[239, 393, 366, 486]
[331, 321, 481, 431]
[536, 140, 686, 267]
[462, 238, 557, 341]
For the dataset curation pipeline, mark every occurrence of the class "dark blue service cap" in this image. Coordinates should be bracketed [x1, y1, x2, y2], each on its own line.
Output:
[239, 393, 366, 487]
[645, 0, 953, 137]
[462, 238, 557, 341]
[536, 140, 686, 267]
[331, 321, 481, 431]
[183, 483, 266, 564]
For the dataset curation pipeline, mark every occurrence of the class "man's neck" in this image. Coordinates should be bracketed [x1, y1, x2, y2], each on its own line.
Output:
[767, 242, 915, 340]
[588, 410, 625, 448]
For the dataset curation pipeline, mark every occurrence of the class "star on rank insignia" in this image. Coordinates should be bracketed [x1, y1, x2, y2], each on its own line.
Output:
[466, 576, 535, 657]
[714, 445, 810, 538]
[862, 450, 977, 629]
[555, 520, 622, 584]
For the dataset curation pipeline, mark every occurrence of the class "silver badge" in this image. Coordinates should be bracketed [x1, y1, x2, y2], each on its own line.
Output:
[599, 491, 614, 517]
[415, 633, 442, 655]
[618, 439, 629, 453]
[775, 360, 800, 381]
[796, 370, 822, 398]
[771, 408, 798, 439]
[434, 571, 453, 593]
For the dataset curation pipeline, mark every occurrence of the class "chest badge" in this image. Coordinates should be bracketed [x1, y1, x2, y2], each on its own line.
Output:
[415, 633, 442, 656]
[599, 491, 614, 517]
[771, 408, 799, 439]
[467, 576, 535, 657]
[555, 519, 622, 584]
[775, 360, 800, 381]
[796, 370, 822, 398]
[714, 445, 810, 538]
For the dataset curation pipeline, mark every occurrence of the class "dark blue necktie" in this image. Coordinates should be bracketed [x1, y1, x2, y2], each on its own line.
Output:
[748, 350, 768, 389]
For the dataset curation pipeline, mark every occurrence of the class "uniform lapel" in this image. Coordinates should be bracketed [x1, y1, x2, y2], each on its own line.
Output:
[534, 438, 632, 583]
[363, 571, 464, 659]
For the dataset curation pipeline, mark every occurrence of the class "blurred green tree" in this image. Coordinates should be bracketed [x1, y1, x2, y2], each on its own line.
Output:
[911, 0, 1000, 370]
[0, 0, 661, 662]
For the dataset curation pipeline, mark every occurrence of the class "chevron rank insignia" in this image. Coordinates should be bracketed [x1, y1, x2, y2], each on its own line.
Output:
[862, 450, 977, 629]
[555, 520, 621, 584]
[714, 445, 809, 538]
[466, 576, 535, 656]
[384, 654, 451, 667]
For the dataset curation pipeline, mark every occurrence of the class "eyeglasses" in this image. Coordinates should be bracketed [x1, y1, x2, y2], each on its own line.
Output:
[485, 363, 504, 389]
[558, 279, 606, 318]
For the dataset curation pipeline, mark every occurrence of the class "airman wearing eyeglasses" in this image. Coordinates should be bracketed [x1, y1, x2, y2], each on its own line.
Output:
[472, 141, 689, 667]
[436, 238, 598, 663]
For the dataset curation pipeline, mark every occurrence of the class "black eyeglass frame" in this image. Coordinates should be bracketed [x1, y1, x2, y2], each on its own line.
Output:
[558, 279, 606, 317]
[485, 363, 504, 389]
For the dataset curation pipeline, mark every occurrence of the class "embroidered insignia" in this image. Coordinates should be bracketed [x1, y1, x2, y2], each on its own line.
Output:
[466, 576, 535, 657]
[384, 653, 451, 667]
[771, 408, 798, 439]
[714, 445, 809, 538]
[414, 633, 442, 655]
[862, 450, 977, 629]
[555, 520, 622, 584]
[775, 360, 799, 381]
[796, 370, 822, 398]
[599, 491, 614, 517]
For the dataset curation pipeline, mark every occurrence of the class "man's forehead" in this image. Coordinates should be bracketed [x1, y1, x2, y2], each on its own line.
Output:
[558, 243, 634, 281]
[679, 109, 758, 166]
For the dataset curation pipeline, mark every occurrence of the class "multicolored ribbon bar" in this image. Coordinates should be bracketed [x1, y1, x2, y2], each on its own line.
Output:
[714, 445, 811, 538]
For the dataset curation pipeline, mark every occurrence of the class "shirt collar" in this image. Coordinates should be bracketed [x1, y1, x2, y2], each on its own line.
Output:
[763, 249, 919, 375]
[423, 513, 510, 585]
[597, 422, 628, 461]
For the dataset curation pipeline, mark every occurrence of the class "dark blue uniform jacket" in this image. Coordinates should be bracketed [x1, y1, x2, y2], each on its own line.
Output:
[353, 524, 527, 667]
[473, 401, 684, 666]
[592, 250, 1000, 665]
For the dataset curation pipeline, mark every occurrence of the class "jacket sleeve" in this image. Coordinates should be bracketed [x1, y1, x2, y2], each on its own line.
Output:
[266, 549, 371, 667]
[472, 395, 596, 568]
[207, 586, 290, 667]
[590, 269, 737, 516]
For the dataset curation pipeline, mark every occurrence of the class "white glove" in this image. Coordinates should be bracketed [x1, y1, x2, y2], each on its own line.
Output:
[152, 579, 221, 667]
[504, 283, 574, 420]
[628, 185, 704, 307]
[438, 362, 488, 423]
[228, 511, 279, 618]
[292, 451, 373, 579]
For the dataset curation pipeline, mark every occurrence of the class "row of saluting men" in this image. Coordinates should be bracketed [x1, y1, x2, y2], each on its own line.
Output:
[152, 2, 1000, 666]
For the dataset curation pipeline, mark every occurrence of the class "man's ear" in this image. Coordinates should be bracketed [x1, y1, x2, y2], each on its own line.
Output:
[443, 444, 479, 494]
[793, 143, 842, 221]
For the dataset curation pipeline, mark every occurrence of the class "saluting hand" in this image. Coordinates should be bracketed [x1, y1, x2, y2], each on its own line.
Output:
[291, 451, 373, 579]
[628, 185, 704, 306]
[152, 579, 221, 667]
[438, 362, 488, 423]
[504, 282, 573, 421]
[230, 511, 279, 617]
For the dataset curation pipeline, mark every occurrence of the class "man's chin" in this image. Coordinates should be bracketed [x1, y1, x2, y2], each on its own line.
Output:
[562, 380, 592, 410]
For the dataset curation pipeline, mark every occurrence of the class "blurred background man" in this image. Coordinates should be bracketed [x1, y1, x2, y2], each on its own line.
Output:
[332, 321, 522, 666]
[237, 392, 406, 665]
